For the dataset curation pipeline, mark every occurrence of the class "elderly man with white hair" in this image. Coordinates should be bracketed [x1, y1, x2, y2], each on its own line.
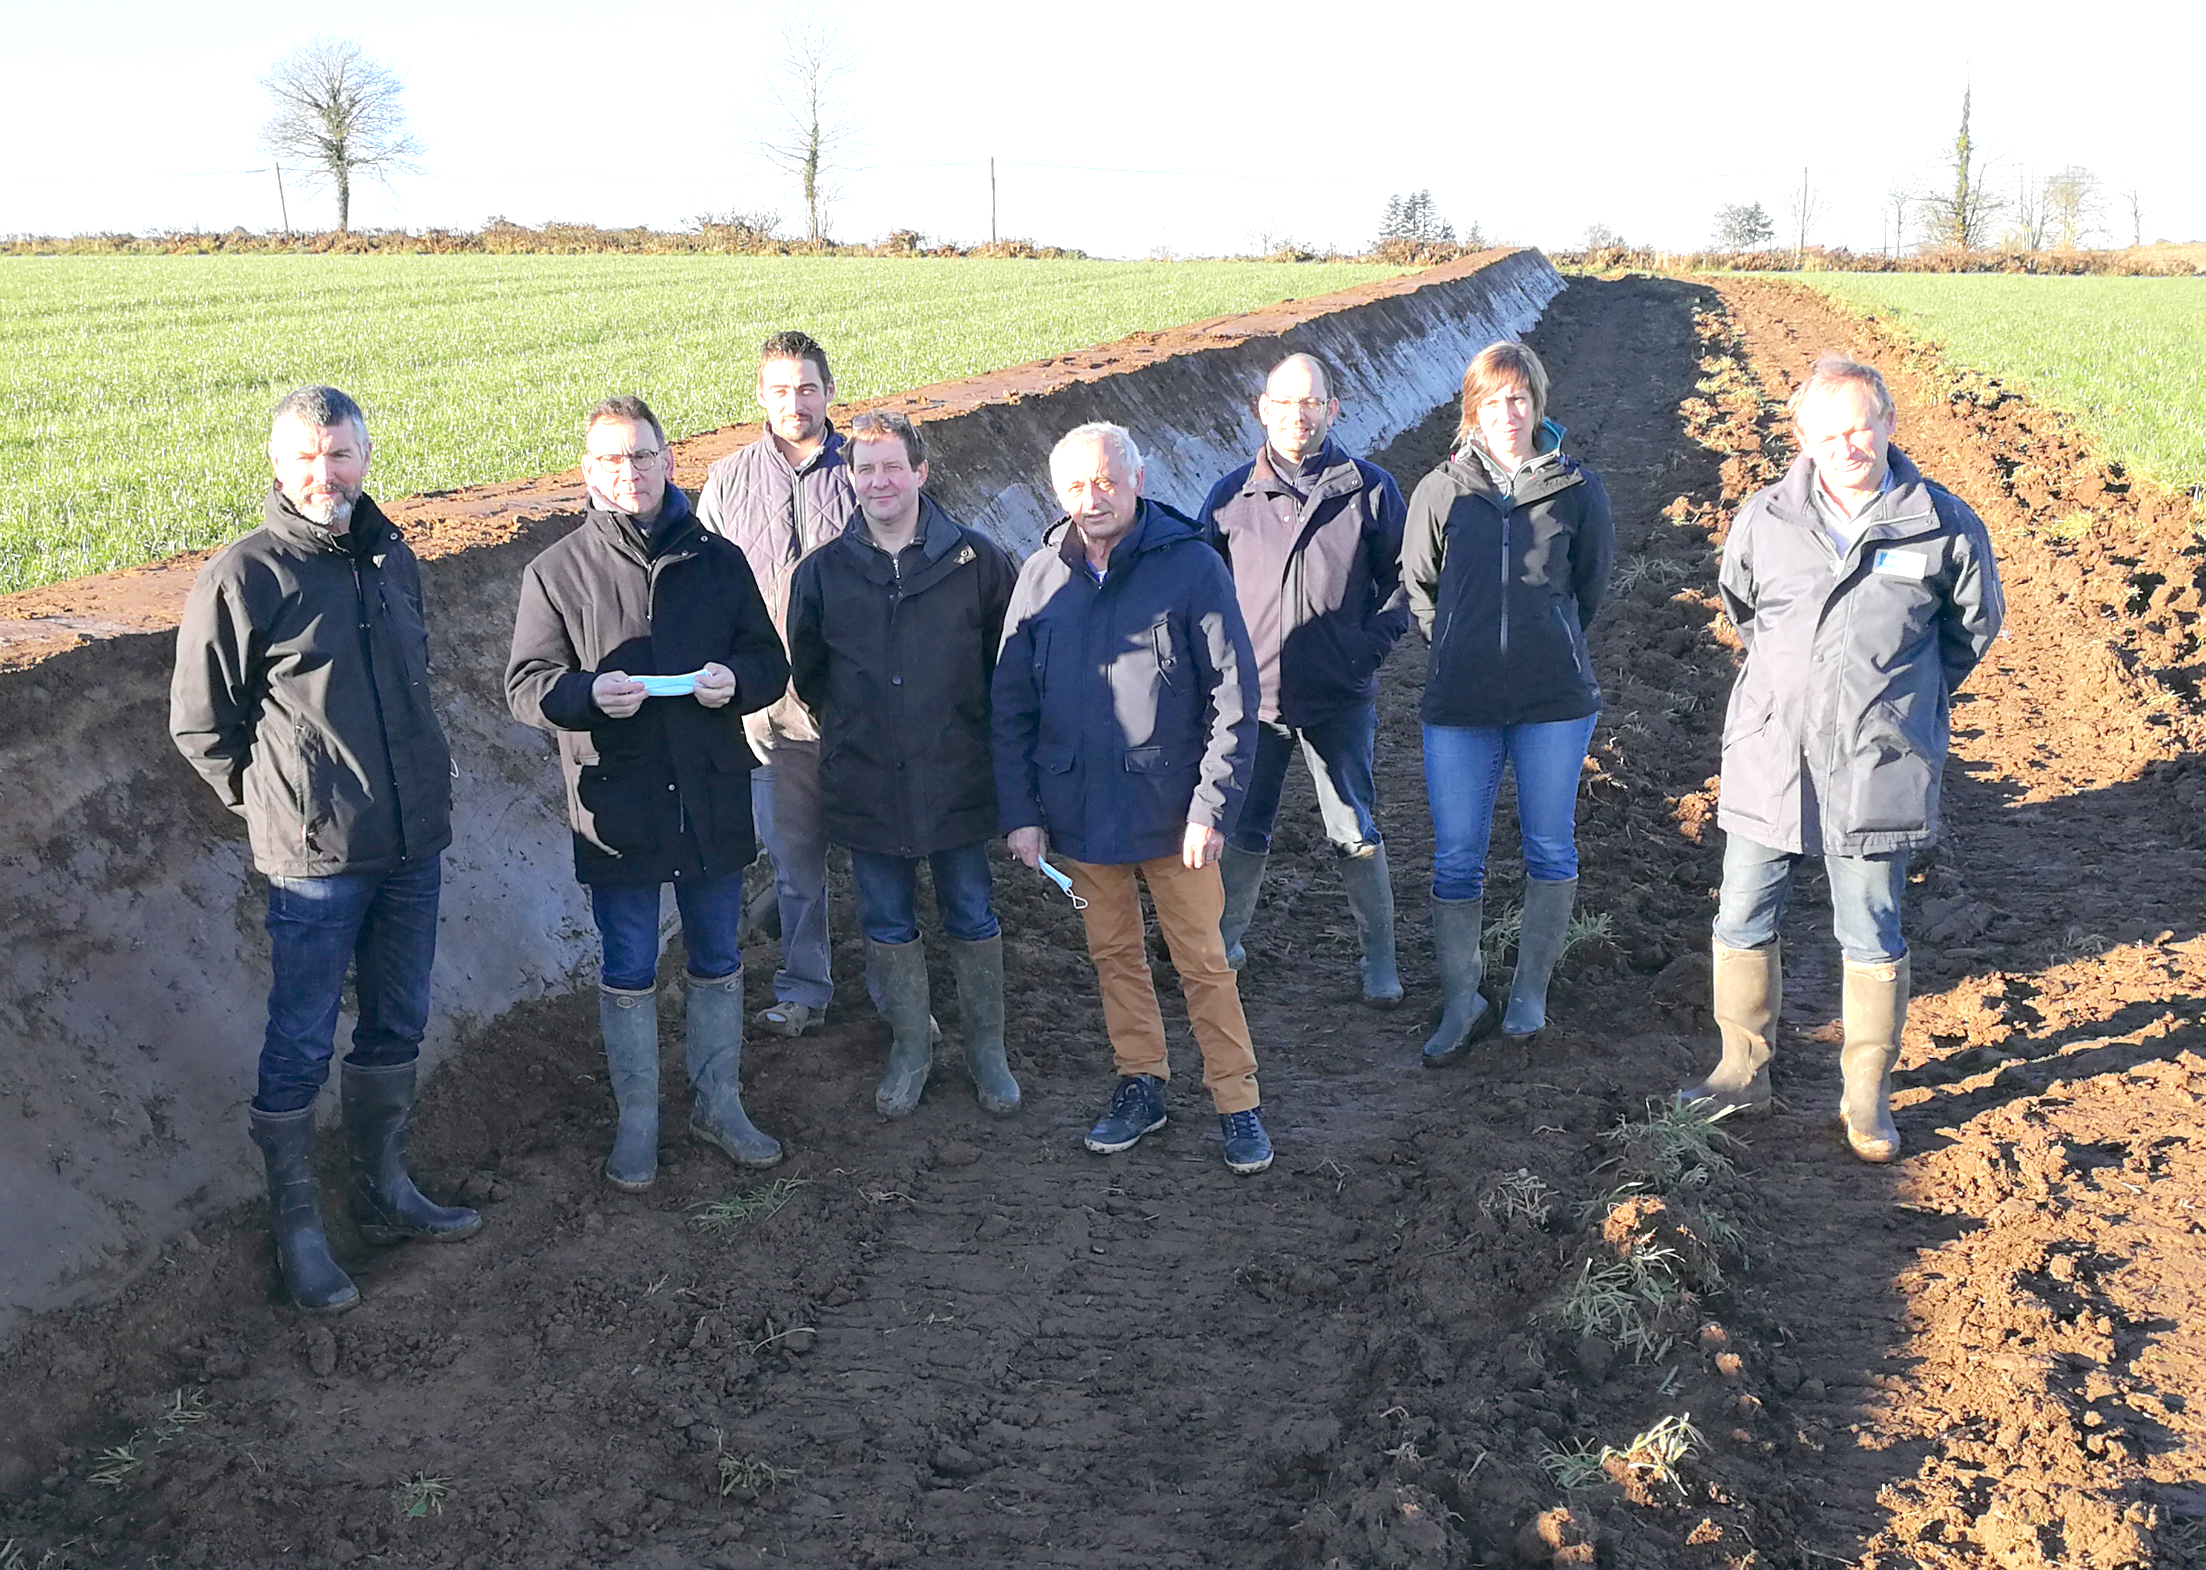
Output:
[1677, 353, 2005, 1163]
[992, 422, 1272, 1173]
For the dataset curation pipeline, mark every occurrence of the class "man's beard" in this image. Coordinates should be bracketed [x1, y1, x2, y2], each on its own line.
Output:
[298, 490, 357, 530]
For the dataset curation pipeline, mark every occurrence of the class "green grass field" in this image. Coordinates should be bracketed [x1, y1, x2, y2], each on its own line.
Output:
[1798, 274, 2206, 496]
[0, 255, 1406, 595]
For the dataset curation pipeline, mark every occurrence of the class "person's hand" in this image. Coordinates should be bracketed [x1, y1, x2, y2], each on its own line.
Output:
[1182, 822, 1224, 870]
[1007, 826, 1046, 869]
[693, 662, 736, 709]
[592, 670, 646, 719]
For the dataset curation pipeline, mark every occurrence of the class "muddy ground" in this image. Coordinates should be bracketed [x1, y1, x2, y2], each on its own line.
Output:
[3, 274, 2203, 1569]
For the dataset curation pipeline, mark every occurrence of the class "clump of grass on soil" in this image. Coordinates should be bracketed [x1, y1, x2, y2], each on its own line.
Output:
[690, 1178, 808, 1237]
[1541, 1413, 1704, 1497]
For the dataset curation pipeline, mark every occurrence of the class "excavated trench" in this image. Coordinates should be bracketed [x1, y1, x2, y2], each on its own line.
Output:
[4, 263, 2206, 1569]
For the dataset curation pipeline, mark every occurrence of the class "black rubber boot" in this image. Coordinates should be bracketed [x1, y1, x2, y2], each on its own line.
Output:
[248, 1106, 359, 1315]
[340, 1060, 483, 1245]
[599, 982, 660, 1189]
[870, 938, 938, 1119]
[1676, 940, 1780, 1116]
[687, 970, 785, 1168]
[1338, 845, 1403, 1008]
[950, 935, 1020, 1115]
[1218, 845, 1267, 972]
[1420, 895, 1498, 1066]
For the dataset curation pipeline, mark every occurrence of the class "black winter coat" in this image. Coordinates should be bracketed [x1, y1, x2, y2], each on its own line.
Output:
[993, 500, 1258, 867]
[505, 488, 789, 886]
[1400, 428, 1615, 728]
[1198, 440, 1410, 726]
[786, 497, 1019, 858]
[171, 489, 453, 878]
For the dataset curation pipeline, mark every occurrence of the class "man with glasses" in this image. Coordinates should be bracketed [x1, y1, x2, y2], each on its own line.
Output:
[172, 385, 481, 1315]
[508, 396, 791, 1189]
[697, 331, 856, 1038]
[1197, 353, 1409, 1007]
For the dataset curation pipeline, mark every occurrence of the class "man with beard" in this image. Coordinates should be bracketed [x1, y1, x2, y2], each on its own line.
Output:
[172, 385, 481, 1315]
[697, 331, 856, 1038]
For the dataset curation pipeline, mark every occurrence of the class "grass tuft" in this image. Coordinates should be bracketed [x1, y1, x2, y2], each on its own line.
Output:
[392, 1474, 448, 1519]
[691, 1179, 808, 1237]
[1478, 1168, 1558, 1227]
[1541, 1413, 1704, 1497]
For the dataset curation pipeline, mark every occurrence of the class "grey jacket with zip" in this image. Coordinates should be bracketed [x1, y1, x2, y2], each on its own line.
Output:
[695, 424, 857, 755]
[171, 488, 453, 879]
[1717, 447, 2005, 856]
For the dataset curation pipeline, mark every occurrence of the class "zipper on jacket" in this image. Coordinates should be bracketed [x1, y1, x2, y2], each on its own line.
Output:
[1497, 506, 1511, 663]
[352, 559, 407, 861]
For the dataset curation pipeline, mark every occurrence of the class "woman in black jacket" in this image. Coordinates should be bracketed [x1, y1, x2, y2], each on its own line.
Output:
[1399, 342, 1614, 1065]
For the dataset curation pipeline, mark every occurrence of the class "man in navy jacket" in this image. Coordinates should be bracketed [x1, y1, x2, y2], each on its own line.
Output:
[1199, 353, 1409, 1006]
[993, 423, 1274, 1173]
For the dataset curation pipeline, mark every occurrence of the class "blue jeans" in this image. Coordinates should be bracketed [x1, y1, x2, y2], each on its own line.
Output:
[752, 738, 832, 1009]
[257, 855, 441, 1115]
[1422, 715, 1598, 900]
[1713, 833, 1908, 964]
[1231, 703, 1382, 856]
[592, 873, 746, 992]
[850, 842, 999, 944]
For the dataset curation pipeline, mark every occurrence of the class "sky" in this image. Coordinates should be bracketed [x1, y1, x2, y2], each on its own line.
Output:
[6, 0, 2202, 258]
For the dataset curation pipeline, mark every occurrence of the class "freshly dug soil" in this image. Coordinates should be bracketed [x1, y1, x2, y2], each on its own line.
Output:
[3, 274, 2201, 1570]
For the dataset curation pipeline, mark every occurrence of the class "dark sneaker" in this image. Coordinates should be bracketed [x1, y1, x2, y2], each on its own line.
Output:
[1219, 1108, 1274, 1174]
[1083, 1075, 1167, 1154]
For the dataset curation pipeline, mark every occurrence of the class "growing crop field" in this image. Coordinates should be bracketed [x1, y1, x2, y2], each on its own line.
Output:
[1799, 273, 2206, 495]
[0, 254, 1405, 595]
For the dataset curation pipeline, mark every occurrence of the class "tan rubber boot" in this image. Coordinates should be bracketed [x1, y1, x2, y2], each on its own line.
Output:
[1839, 955, 1908, 1163]
[1676, 939, 1780, 1115]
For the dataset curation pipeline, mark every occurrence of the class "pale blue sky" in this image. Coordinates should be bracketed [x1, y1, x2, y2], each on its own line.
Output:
[7, 0, 2200, 256]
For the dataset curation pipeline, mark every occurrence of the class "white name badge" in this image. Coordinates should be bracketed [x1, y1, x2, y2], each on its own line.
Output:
[1873, 549, 1929, 580]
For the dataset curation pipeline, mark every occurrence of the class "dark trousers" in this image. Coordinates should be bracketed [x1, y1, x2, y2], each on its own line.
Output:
[257, 855, 441, 1114]
[591, 873, 746, 992]
[1229, 701, 1381, 856]
[849, 841, 1000, 944]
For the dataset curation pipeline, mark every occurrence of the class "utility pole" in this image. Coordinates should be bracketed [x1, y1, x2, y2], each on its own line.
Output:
[274, 162, 291, 239]
[989, 157, 997, 246]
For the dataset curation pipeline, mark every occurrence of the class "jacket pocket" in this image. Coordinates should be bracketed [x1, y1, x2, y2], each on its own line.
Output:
[1149, 617, 1179, 689]
[578, 765, 658, 853]
[1716, 690, 1790, 830]
[1035, 739, 1081, 831]
[1846, 700, 1936, 835]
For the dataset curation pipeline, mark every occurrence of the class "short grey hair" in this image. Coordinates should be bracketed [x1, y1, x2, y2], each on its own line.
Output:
[1265, 352, 1333, 401]
[1789, 353, 1895, 425]
[270, 385, 367, 441]
[1051, 421, 1143, 478]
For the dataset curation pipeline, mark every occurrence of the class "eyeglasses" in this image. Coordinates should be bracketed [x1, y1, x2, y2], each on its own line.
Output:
[1262, 397, 1329, 413]
[587, 449, 662, 468]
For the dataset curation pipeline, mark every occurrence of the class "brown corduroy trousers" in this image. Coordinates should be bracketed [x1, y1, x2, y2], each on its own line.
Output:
[1060, 854, 1261, 1114]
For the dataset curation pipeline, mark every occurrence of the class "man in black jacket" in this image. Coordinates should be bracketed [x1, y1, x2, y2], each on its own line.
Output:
[1199, 353, 1409, 1007]
[507, 396, 791, 1191]
[171, 385, 481, 1316]
[994, 423, 1273, 1174]
[786, 412, 1021, 1119]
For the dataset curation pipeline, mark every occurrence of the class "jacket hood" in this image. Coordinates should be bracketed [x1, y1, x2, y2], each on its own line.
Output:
[1765, 444, 1928, 527]
[1435, 420, 1581, 503]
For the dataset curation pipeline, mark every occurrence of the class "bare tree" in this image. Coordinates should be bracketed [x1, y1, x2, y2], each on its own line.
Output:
[260, 39, 420, 233]
[2041, 167, 2104, 249]
[1786, 169, 1826, 266]
[762, 15, 857, 245]
[1918, 86, 2002, 250]
[2007, 169, 2047, 250]
[1886, 184, 1912, 257]
[2125, 188, 2144, 248]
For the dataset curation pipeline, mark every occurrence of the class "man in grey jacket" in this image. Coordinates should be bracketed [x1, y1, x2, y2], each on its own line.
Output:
[171, 386, 481, 1316]
[1678, 355, 2005, 1162]
[696, 331, 856, 1036]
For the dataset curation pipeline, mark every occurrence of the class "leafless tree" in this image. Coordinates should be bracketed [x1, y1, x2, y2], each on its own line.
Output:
[2007, 169, 2047, 251]
[2125, 188, 2144, 248]
[260, 38, 420, 233]
[1786, 169, 1826, 266]
[1917, 86, 2003, 251]
[1886, 184, 1912, 257]
[761, 15, 857, 245]
[2041, 167, 2104, 249]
